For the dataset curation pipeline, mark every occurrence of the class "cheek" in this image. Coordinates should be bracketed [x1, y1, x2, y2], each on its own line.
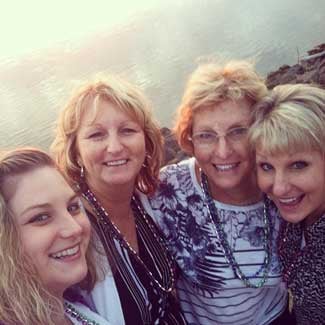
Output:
[77, 214, 91, 245]
[193, 147, 211, 164]
[257, 172, 272, 193]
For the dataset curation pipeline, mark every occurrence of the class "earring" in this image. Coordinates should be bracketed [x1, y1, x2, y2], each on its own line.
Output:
[142, 153, 152, 168]
[80, 165, 85, 179]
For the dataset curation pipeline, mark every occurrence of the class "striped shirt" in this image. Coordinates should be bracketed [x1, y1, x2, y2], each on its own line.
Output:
[142, 158, 287, 325]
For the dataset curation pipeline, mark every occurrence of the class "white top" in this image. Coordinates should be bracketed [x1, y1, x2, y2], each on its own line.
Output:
[80, 237, 125, 325]
[141, 157, 287, 325]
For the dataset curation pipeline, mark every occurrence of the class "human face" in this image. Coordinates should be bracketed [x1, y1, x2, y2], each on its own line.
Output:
[192, 98, 255, 198]
[256, 149, 325, 225]
[4, 167, 91, 298]
[76, 99, 146, 192]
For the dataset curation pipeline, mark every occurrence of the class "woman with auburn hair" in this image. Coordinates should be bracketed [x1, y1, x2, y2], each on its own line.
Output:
[141, 61, 289, 324]
[249, 83, 325, 324]
[0, 148, 110, 325]
[51, 76, 186, 324]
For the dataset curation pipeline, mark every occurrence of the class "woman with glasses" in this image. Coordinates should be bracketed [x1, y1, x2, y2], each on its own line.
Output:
[141, 61, 289, 324]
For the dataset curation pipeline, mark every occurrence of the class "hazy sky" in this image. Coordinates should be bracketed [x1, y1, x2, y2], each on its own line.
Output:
[0, 0, 167, 59]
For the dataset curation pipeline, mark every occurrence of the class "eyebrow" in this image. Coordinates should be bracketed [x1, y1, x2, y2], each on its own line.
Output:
[19, 193, 79, 216]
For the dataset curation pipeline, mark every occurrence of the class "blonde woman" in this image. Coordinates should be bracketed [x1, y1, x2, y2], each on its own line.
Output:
[142, 61, 289, 324]
[51, 76, 186, 324]
[249, 83, 325, 324]
[0, 148, 110, 325]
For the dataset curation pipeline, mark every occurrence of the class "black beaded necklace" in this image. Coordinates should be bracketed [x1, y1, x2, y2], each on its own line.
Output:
[82, 187, 176, 293]
[200, 171, 272, 288]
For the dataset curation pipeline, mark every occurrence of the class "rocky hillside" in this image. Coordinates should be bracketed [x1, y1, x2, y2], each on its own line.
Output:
[162, 43, 325, 165]
[266, 43, 325, 89]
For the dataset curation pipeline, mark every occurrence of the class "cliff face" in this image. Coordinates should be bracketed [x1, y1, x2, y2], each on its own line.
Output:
[162, 43, 325, 166]
[266, 43, 325, 89]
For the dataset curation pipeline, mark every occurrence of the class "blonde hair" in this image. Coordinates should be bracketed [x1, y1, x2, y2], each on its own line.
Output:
[175, 60, 267, 154]
[51, 76, 163, 195]
[0, 148, 97, 325]
[249, 83, 325, 155]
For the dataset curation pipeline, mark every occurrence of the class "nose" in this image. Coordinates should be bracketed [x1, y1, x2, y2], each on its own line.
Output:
[59, 213, 83, 238]
[272, 172, 290, 197]
[214, 136, 233, 159]
[106, 134, 123, 154]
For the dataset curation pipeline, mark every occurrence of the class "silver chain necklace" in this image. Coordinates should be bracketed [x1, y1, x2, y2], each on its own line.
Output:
[64, 302, 99, 325]
[200, 170, 272, 288]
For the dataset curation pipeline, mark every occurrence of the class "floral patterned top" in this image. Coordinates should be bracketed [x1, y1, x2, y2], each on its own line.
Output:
[141, 158, 287, 325]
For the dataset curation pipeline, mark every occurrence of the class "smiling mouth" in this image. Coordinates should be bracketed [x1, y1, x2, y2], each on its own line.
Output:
[213, 163, 239, 172]
[104, 159, 128, 167]
[278, 194, 304, 206]
[50, 244, 80, 260]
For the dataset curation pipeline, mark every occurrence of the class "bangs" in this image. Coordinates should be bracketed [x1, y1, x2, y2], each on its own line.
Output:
[250, 106, 323, 155]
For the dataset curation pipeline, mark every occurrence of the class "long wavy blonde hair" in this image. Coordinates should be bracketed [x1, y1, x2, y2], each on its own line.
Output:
[0, 148, 97, 324]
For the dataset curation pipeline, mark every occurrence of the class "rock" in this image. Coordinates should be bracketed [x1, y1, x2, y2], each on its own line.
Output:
[266, 43, 325, 88]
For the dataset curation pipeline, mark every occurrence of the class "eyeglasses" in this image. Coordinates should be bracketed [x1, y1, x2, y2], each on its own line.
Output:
[189, 127, 249, 147]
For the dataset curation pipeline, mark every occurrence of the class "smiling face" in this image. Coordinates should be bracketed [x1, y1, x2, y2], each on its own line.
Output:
[192, 98, 257, 201]
[76, 99, 146, 193]
[4, 166, 91, 297]
[256, 149, 325, 225]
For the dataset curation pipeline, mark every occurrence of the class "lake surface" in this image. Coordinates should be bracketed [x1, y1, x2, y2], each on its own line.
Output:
[1, 0, 325, 149]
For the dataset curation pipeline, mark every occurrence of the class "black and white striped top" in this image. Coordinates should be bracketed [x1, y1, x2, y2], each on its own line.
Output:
[84, 194, 186, 325]
[142, 158, 287, 325]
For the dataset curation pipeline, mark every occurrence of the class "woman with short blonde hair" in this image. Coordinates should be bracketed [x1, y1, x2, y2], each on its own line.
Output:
[250, 83, 325, 324]
[142, 60, 289, 324]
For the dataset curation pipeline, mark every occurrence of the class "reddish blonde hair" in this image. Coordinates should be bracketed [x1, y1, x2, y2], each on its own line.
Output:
[175, 60, 267, 155]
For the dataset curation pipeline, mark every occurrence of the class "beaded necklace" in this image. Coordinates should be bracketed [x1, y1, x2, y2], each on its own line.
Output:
[82, 188, 175, 293]
[200, 171, 272, 288]
[64, 302, 99, 325]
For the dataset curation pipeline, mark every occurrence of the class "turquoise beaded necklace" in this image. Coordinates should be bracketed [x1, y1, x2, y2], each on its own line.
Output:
[200, 171, 272, 288]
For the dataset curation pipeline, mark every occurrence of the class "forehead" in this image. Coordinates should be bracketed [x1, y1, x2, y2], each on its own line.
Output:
[6, 167, 73, 216]
[256, 148, 325, 164]
[192, 98, 253, 131]
[80, 98, 139, 126]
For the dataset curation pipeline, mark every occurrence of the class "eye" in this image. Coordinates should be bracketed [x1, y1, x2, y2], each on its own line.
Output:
[88, 131, 105, 139]
[193, 132, 216, 142]
[291, 161, 308, 169]
[120, 127, 138, 135]
[258, 162, 273, 172]
[68, 200, 82, 215]
[29, 213, 50, 224]
[228, 127, 248, 139]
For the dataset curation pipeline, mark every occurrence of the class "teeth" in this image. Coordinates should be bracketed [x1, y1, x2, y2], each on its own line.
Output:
[51, 245, 79, 259]
[105, 159, 127, 166]
[214, 163, 237, 171]
[279, 197, 300, 204]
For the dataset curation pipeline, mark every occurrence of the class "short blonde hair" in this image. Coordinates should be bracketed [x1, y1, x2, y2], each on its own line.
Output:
[249, 83, 325, 155]
[0, 148, 97, 325]
[175, 60, 267, 154]
[51, 76, 163, 195]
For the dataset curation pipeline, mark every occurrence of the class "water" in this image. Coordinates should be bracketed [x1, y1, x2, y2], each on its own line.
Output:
[0, 0, 324, 149]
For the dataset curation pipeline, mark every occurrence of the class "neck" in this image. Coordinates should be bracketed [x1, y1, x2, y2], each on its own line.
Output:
[87, 179, 134, 219]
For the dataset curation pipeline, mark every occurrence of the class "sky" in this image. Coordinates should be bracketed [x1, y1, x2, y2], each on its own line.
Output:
[0, 0, 164, 59]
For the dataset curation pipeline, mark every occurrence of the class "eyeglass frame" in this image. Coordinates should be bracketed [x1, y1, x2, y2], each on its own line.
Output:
[188, 126, 250, 147]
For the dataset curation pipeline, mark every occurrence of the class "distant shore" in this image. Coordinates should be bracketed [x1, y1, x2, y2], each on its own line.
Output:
[162, 43, 325, 165]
